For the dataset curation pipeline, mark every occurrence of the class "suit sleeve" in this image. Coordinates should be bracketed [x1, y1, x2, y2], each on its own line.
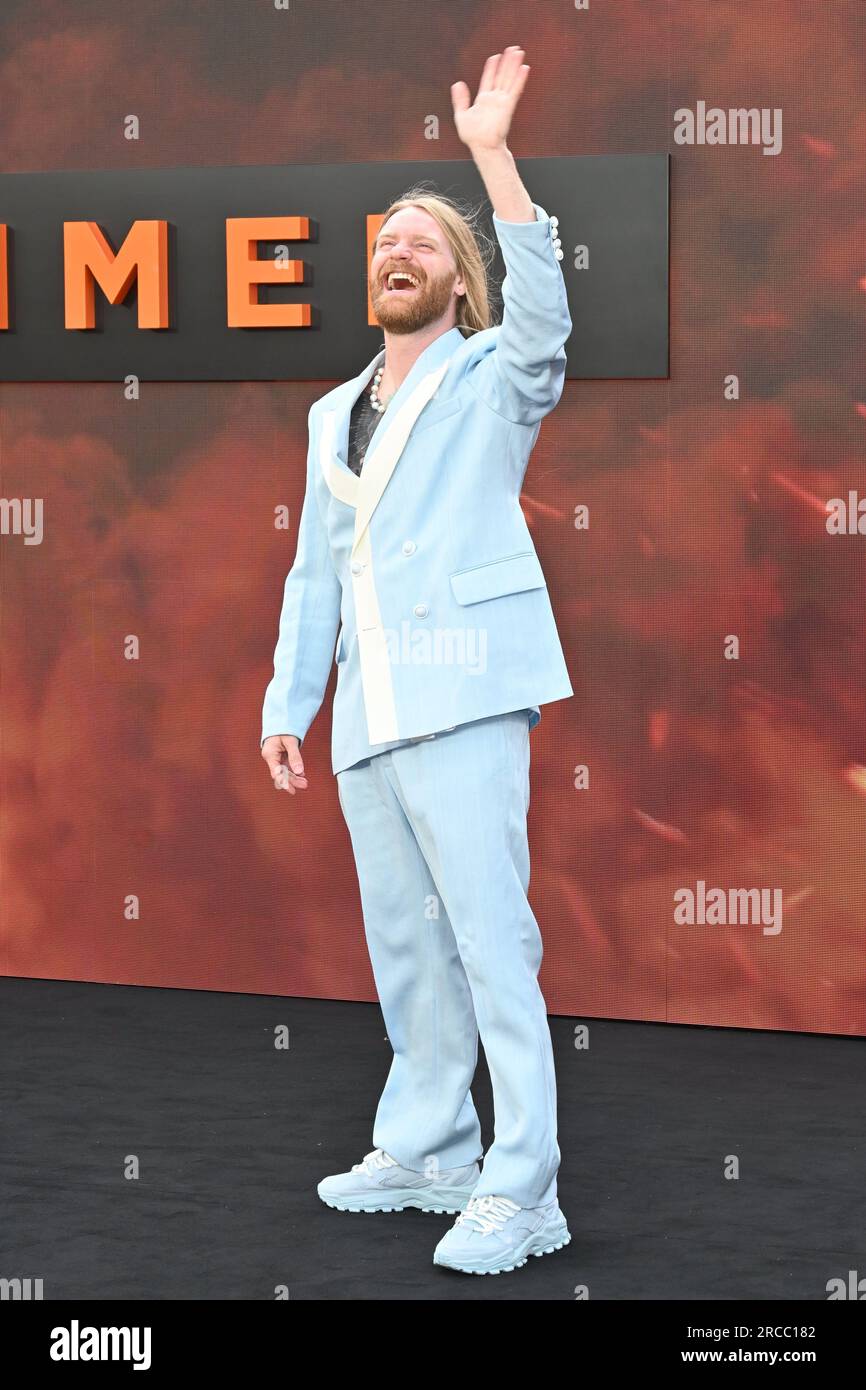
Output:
[466, 201, 572, 425]
[260, 406, 342, 749]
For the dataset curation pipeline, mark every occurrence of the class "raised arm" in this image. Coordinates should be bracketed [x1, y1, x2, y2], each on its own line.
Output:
[451, 47, 535, 221]
[452, 47, 572, 424]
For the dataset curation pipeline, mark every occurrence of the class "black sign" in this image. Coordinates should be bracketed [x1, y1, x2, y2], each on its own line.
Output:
[0, 156, 668, 382]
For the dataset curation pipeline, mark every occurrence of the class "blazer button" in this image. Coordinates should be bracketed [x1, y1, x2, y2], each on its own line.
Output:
[402, 540, 416, 555]
[351, 560, 364, 575]
[413, 603, 429, 618]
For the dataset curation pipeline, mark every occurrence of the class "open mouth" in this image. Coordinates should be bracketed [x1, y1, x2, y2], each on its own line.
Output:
[383, 271, 421, 294]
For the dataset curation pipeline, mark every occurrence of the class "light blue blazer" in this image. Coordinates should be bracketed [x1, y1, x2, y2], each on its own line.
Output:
[261, 201, 574, 775]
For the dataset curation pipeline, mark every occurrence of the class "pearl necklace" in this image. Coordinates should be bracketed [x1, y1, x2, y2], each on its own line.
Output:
[369, 363, 389, 413]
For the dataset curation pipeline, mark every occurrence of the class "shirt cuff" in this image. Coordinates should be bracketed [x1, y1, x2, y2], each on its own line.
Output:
[492, 201, 548, 227]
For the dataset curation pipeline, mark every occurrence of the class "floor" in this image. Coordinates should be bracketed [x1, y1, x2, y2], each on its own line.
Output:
[0, 978, 862, 1300]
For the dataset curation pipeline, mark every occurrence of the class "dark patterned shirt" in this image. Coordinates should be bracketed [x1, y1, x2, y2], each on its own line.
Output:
[347, 388, 385, 476]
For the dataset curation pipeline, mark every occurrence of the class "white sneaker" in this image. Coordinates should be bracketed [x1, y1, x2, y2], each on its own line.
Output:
[433, 1194, 571, 1274]
[317, 1148, 481, 1213]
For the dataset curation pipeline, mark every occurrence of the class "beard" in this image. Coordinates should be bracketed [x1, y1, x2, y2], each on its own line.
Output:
[370, 267, 460, 334]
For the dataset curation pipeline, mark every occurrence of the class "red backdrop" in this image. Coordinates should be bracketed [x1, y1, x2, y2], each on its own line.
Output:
[2, 0, 865, 1035]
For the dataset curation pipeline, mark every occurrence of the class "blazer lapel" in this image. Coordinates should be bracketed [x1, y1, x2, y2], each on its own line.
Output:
[319, 328, 463, 539]
[352, 354, 452, 556]
[319, 408, 360, 508]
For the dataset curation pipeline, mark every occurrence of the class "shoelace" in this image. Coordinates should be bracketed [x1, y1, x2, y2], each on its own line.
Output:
[455, 1194, 521, 1235]
[351, 1148, 399, 1176]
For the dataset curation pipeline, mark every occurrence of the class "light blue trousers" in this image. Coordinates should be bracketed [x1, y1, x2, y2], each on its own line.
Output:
[336, 708, 560, 1209]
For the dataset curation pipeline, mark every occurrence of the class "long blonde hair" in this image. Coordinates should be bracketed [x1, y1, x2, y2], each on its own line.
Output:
[375, 183, 497, 336]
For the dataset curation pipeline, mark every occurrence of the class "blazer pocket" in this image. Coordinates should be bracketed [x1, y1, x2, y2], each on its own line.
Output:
[449, 550, 547, 606]
[411, 394, 463, 435]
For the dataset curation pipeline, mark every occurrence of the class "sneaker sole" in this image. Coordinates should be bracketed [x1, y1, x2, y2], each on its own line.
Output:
[433, 1225, 572, 1275]
[318, 1187, 476, 1215]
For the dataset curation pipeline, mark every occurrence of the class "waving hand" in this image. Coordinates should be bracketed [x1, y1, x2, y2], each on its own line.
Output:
[451, 47, 530, 152]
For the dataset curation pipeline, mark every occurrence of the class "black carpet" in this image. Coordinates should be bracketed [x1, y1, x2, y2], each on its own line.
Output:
[0, 977, 862, 1301]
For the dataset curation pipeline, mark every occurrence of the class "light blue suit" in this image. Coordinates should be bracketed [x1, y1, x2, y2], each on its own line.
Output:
[262, 202, 573, 1209]
[261, 202, 573, 773]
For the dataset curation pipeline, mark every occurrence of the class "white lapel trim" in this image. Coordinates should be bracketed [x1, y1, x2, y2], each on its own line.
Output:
[352, 356, 452, 557]
[353, 523, 400, 743]
[317, 349, 455, 746]
[319, 410, 359, 508]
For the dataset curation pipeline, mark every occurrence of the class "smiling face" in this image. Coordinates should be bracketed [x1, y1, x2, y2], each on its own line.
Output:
[369, 206, 467, 335]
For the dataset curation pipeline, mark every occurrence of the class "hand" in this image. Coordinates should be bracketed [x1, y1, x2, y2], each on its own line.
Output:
[261, 734, 308, 794]
[451, 47, 530, 152]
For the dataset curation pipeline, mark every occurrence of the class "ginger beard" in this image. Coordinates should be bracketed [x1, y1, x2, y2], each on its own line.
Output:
[370, 260, 462, 334]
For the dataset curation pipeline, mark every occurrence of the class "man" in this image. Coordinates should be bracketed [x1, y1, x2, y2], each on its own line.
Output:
[261, 48, 574, 1276]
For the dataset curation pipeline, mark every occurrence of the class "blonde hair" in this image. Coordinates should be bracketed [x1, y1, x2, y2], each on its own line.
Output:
[375, 183, 497, 336]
